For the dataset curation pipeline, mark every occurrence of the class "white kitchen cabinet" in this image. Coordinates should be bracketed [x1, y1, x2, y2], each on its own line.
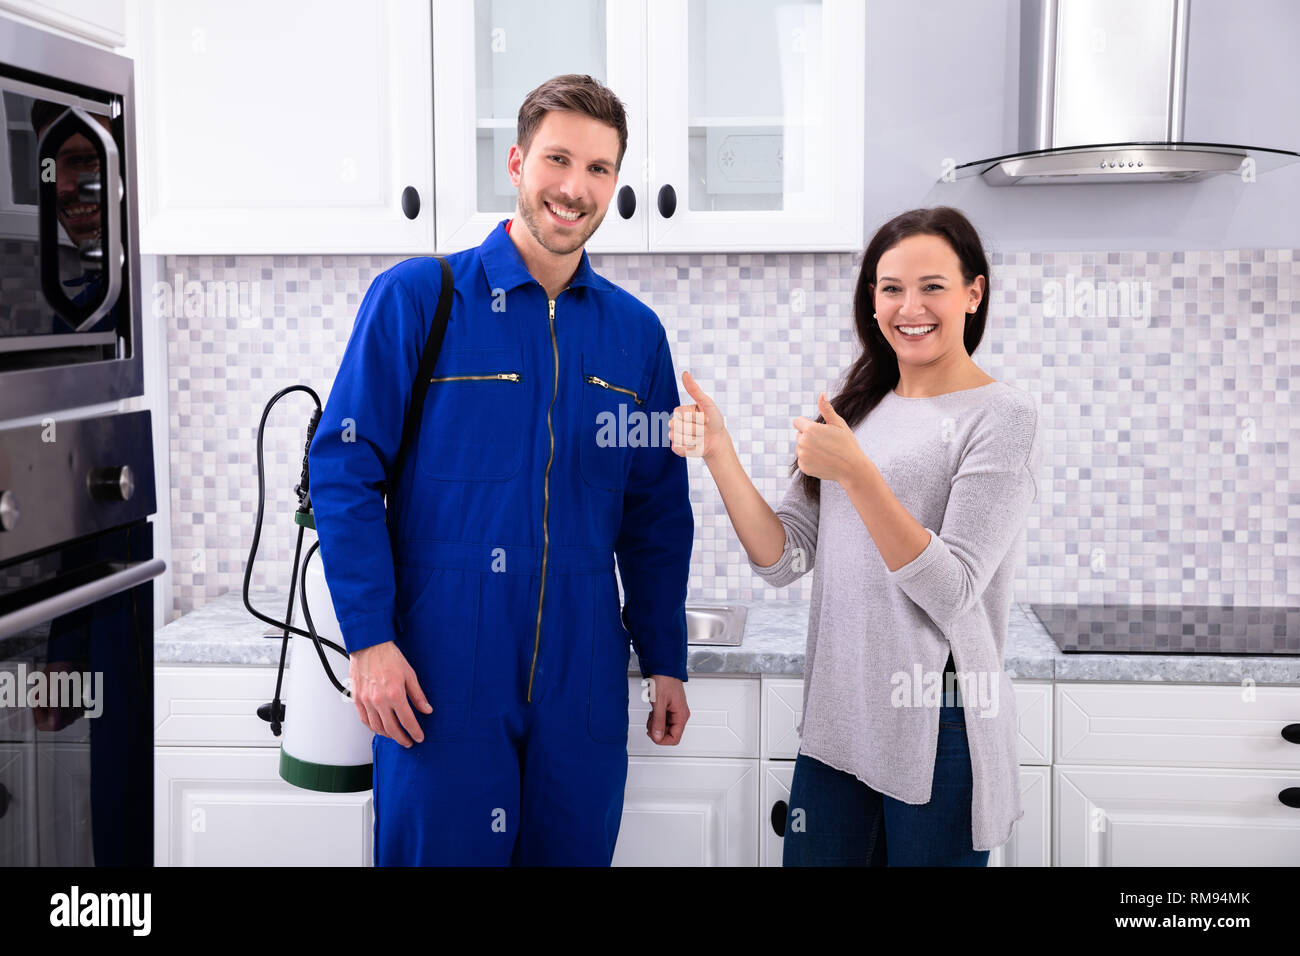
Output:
[1055, 682, 1300, 770]
[433, 0, 864, 253]
[988, 766, 1050, 868]
[759, 761, 1052, 867]
[0, 0, 125, 47]
[625, 674, 759, 758]
[132, 0, 434, 253]
[155, 664, 766, 866]
[760, 676, 1053, 866]
[154, 747, 372, 866]
[1054, 682, 1300, 866]
[154, 664, 373, 866]
[613, 756, 758, 865]
[432, 0, 647, 253]
[765, 677, 1057, 767]
[1054, 766, 1300, 866]
[758, 759, 791, 866]
[645, 0, 864, 251]
[154, 666, 1300, 867]
[615, 675, 760, 865]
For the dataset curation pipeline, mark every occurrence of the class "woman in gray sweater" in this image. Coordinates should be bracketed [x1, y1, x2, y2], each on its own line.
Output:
[670, 206, 1041, 866]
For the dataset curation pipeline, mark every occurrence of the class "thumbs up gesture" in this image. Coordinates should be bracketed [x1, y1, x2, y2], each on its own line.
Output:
[670, 370, 729, 462]
[792, 392, 870, 486]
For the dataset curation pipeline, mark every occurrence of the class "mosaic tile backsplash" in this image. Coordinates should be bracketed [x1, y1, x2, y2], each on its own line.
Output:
[162, 247, 1298, 625]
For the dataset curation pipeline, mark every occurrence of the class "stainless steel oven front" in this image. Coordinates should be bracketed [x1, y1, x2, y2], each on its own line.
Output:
[0, 17, 143, 419]
[0, 410, 161, 866]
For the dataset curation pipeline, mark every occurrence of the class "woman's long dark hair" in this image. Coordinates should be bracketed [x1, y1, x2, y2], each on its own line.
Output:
[793, 206, 991, 504]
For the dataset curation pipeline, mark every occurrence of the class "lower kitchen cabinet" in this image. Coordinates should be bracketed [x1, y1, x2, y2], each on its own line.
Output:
[757, 677, 1054, 867]
[1054, 765, 1300, 866]
[1053, 682, 1300, 866]
[154, 747, 372, 867]
[157, 666, 1300, 866]
[758, 761, 1051, 866]
[152, 665, 1055, 866]
[759, 761, 793, 866]
[613, 757, 758, 866]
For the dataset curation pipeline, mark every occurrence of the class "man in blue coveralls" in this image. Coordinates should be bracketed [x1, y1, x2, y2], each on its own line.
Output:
[308, 74, 694, 865]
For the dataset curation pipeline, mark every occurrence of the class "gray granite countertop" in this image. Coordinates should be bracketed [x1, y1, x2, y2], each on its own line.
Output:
[156, 589, 1300, 685]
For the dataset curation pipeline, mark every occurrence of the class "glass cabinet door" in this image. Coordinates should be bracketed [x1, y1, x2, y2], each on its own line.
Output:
[434, 0, 647, 252]
[646, 0, 863, 251]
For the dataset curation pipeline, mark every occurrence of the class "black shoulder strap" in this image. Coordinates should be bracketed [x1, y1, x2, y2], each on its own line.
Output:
[385, 256, 453, 504]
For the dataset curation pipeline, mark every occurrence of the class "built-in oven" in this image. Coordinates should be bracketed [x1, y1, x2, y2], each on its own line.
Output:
[0, 410, 161, 865]
[0, 17, 142, 420]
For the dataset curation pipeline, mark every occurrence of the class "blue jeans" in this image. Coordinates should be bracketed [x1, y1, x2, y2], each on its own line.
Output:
[782, 699, 990, 866]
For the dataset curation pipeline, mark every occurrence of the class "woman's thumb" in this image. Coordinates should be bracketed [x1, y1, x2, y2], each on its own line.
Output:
[682, 370, 712, 405]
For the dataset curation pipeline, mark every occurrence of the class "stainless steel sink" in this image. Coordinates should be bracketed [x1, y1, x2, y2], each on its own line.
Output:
[685, 605, 747, 646]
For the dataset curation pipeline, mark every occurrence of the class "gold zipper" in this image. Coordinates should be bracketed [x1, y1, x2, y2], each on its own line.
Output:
[527, 295, 560, 703]
[585, 374, 644, 406]
[429, 372, 522, 383]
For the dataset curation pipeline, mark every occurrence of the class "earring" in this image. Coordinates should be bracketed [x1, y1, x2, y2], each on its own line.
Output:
[873, 313, 878, 318]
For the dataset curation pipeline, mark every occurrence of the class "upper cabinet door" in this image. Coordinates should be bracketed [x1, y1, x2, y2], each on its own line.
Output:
[647, 0, 864, 252]
[433, 0, 647, 253]
[134, 0, 434, 254]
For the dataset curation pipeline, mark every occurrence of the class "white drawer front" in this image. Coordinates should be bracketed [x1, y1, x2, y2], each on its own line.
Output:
[761, 678, 804, 760]
[158, 667, 761, 754]
[1056, 682, 1300, 769]
[1014, 683, 1053, 765]
[156, 665, 285, 747]
[627, 675, 760, 758]
[762, 676, 1052, 765]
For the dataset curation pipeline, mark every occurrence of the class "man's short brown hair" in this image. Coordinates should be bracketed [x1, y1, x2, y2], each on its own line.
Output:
[517, 74, 628, 173]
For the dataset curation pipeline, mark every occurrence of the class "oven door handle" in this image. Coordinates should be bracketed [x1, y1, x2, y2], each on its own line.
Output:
[0, 558, 165, 641]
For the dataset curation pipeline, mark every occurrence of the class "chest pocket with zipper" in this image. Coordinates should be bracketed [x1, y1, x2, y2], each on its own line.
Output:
[579, 351, 649, 492]
[418, 346, 526, 482]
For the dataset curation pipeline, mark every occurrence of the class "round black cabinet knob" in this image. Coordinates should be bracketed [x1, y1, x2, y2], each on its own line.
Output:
[617, 185, 636, 219]
[401, 186, 421, 220]
[771, 799, 788, 837]
[657, 184, 677, 219]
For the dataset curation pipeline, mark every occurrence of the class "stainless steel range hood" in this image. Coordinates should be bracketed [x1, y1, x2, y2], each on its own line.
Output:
[956, 0, 1299, 185]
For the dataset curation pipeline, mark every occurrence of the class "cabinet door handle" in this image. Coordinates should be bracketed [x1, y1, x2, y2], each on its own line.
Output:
[770, 799, 788, 837]
[1279, 788, 1300, 809]
[617, 185, 636, 219]
[1281, 723, 1300, 744]
[657, 183, 676, 218]
[402, 185, 421, 220]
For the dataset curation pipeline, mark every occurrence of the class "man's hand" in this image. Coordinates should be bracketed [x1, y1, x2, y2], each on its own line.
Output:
[349, 640, 432, 748]
[645, 675, 689, 745]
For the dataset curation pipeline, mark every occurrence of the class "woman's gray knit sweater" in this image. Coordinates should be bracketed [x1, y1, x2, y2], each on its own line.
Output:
[748, 381, 1041, 851]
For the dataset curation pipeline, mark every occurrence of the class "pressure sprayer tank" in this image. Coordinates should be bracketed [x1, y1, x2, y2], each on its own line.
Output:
[281, 556, 374, 792]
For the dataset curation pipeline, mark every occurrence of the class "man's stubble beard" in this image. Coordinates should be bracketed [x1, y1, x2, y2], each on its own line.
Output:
[517, 176, 608, 256]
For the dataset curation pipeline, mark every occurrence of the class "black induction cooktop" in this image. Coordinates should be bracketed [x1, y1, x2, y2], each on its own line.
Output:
[1029, 604, 1300, 656]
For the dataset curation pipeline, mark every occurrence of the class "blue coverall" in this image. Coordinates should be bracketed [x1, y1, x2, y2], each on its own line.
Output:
[308, 217, 693, 865]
